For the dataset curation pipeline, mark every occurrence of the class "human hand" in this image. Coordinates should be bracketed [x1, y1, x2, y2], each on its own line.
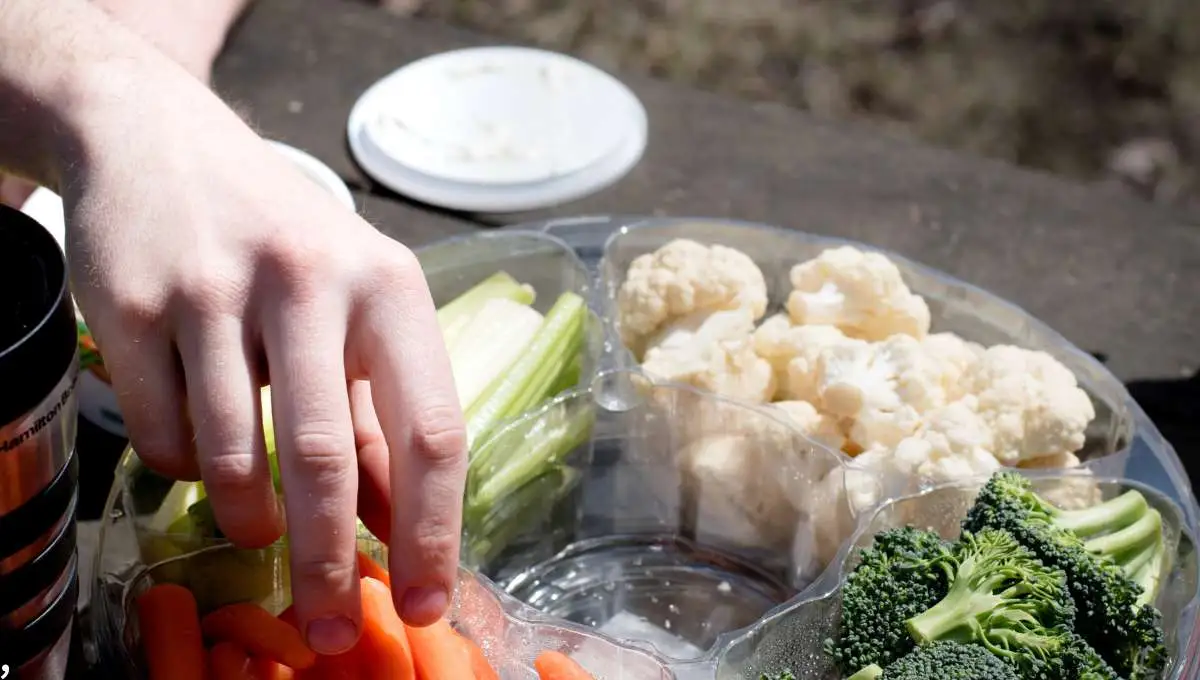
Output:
[61, 56, 466, 653]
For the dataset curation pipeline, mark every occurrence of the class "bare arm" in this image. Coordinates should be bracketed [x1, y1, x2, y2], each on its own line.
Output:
[0, 0, 249, 191]
[93, 0, 251, 82]
[0, 0, 467, 647]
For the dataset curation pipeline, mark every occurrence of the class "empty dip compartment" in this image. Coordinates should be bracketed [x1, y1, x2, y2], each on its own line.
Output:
[464, 374, 854, 661]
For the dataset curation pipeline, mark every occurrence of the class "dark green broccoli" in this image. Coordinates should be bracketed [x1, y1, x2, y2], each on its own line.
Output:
[963, 471, 1168, 680]
[905, 529, 1076, 678]
[824, 527, 955, 674]
[878, 642, 1019, 680]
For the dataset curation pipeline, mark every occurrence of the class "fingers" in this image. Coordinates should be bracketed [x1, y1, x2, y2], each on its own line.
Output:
[354, 254, 467, 627]
[350, 380, 391, 542]
[102, 330, 199, 482]
[262, 295, 361, 655]
[175, 313, 282, 547]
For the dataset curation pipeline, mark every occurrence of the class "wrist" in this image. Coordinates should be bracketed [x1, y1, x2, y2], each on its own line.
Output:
[0, 1, 171, 187]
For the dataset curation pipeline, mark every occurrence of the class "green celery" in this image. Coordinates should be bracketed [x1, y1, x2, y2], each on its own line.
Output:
[437, 272, 535, 349]
[468, 404, 594, 515]
[464, 291, 586, 450]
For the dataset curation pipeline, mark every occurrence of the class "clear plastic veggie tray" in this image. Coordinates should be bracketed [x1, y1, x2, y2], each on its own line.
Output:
[89, 217, 1200, 679]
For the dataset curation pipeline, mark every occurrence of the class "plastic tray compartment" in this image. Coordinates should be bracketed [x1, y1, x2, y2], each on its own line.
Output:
[589, 216, 1195, 523]
[88, 230, 609, 673]
[464, 374, 853, 662]
[713, 473, 1200, 680]
[90, 481, 675, 680]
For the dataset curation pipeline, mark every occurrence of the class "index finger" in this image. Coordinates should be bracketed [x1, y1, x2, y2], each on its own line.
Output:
[355, 251, 467, 627]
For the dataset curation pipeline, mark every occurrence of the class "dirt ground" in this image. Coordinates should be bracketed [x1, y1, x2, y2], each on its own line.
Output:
[373, 0, 1200, 216]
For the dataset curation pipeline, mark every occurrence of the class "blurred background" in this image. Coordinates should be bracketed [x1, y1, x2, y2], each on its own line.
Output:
[368, 0, 1200, 216]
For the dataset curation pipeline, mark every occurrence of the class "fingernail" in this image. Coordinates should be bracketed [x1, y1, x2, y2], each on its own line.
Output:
[401, 586, 449, 624]
[306, 617, 358, 655]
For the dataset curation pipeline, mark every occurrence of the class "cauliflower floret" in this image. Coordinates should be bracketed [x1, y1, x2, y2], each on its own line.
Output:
[643, 336, 776, 403]
[1019, 451, 1103, 509]
[961, 345, 1096, 466]
[786, 246, 931, 341]
[681, 433, 799, 549]
[890, 398, 1002, 488]
[770, 400, 847, 452]
[815, 339, 922, 452]
[790, 451, 887, 569]
[752, 314, 856, 404]
[617, 239, 769, 356]
[644, 308, 756, 356]
[921, 332, 985, 402]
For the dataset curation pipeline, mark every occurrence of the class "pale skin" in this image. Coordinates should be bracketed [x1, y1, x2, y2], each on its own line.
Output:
[0, 0, 467, 656]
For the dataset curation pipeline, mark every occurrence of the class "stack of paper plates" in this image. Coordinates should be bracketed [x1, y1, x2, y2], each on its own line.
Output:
[348, 46, 648, 213]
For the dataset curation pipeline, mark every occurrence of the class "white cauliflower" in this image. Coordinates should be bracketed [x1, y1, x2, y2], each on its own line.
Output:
[1019, 451, 1103, 509]
[961, 345, 1096, 466]
[644, 308, 756, 355]
[785, 246, 931, 341]
[752, 314, 855, 404]
[921, 332, 985, 402]
[814, 339, 923, 452]
[791, 453, 887, 569]
[617, 239, 769, 356]
[890, 398, 1002, 489]
[642, 336, 777, 403]
[770, 400, 847, 453]
[681, 432, 799, 549]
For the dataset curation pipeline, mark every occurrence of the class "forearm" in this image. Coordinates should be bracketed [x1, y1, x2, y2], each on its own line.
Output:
[0, 0, 190, 187]
[93, 0, 251, 82]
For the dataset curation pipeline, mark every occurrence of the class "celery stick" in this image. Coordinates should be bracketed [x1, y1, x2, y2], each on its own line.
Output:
[464, 292, 586, 450]
[469, 405, 594, 514]
[449, 298, 544, 411]
[149, 481, 207, 533]
[548, 354, 583, 397]
[437, 272, 535, 348]
[464, 468, 581, 566]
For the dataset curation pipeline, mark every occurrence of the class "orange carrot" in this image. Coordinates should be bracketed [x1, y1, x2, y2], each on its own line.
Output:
[406, 618, 474, 680]
[535, 650, 595, 680]
[136, 584, 207, 680]
[356, 576, 416, 680]
[357, 551, 392, 589]
[249, 656, 296, 680]
[278, 605, 298, 629]
[295, 652, 360, 680]
[210, 641, 256, 680]
[457, 632, 500, 680]
[202, 602, 317, 670]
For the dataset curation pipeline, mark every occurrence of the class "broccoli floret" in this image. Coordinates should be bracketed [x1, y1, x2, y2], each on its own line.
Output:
[963, 471, 1168, 680]
[825, 527, 955, 673]
[905, 529, 1076, 678]
[879, 642, 1019, 680]
[758, 672, 795, 680]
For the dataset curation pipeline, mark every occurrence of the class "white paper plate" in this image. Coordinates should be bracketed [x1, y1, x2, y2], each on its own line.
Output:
[348, 46, 648, 212]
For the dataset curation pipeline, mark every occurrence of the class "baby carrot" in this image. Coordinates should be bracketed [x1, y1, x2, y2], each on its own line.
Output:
[249, 656, 297, 680]
[202, 602, 317, 670]
[295, 652, 360, 680]
[356, 576, 416, 680]
[534, 650, 596, 680]
[136, 583, 207, 680]
[210, 641, 256, 680]
[457, 632, 500, 680]
[356, 551, 392, 589]
[406, 618, 474, 680]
